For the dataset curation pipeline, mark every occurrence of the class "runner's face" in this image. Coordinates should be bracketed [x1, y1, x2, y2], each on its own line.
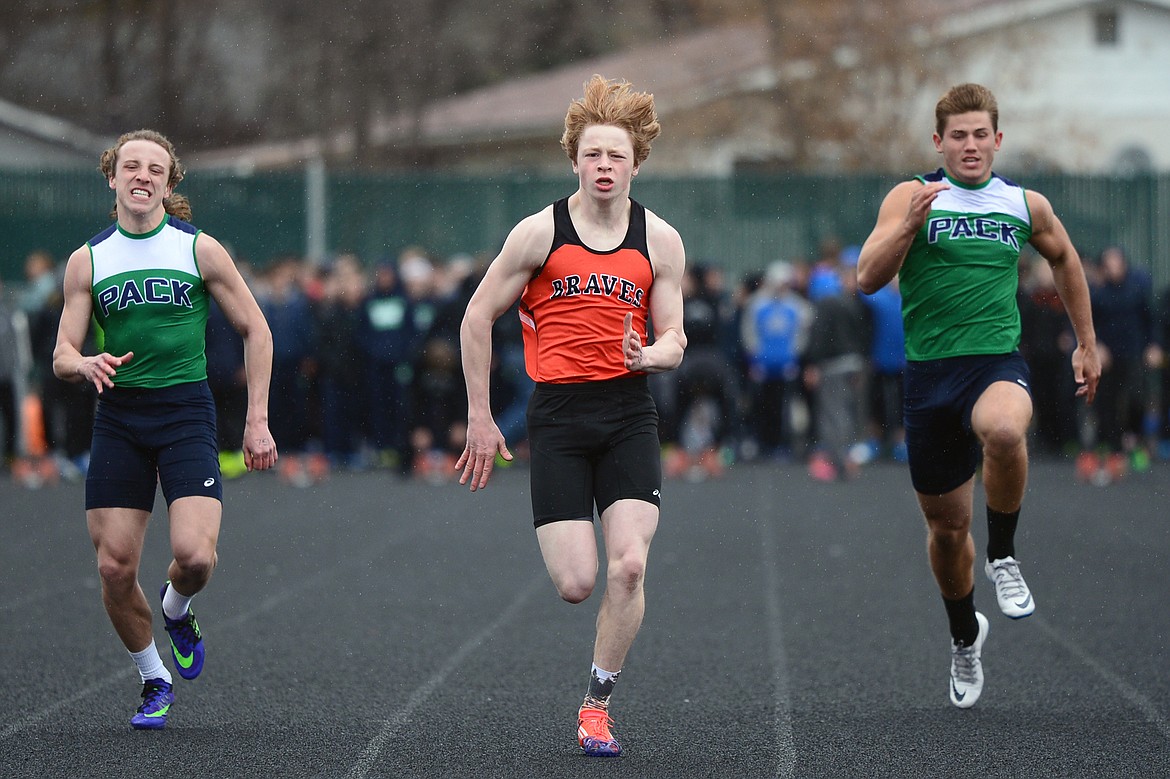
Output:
[933, 111, 1001, 186]
[573, 125, 638, 199]
[109, 139, 174, 221]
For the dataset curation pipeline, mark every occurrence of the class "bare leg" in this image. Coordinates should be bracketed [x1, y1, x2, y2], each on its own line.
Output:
[87, 507, 153, 652]
[918, 480, 975, 601]
[166, 496, 222, 597]
[973, 381, 1032, 514]
[593, 499, 659, 671]
[536, 519, 600, 605]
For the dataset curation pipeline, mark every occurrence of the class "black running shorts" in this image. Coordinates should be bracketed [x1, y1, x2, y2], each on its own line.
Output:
[86, 380, 222, 511]
[526, 375, 662, 527]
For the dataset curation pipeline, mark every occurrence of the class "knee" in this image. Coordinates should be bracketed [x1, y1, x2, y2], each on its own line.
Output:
[553, 574, 595, 605]
[173, 547, 217, 583]
[981, 421, 1027, 461]
[606, 552, 648, 596]
[95, 552, 138, 592]
[928, 521, 969, 553]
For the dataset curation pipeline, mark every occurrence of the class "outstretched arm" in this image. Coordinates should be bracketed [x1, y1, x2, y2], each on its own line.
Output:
[199, 233, 279, 471]
[1027, 190, 1100, 404]
[457, 209, 552, 491]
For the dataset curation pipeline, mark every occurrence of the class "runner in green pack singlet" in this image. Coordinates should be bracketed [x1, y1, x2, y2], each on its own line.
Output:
[856, 84, 1100, 709]
[54, 130, 277, 729]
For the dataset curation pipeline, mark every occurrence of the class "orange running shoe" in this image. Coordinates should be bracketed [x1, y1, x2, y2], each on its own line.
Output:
[577, 706, 621, 757]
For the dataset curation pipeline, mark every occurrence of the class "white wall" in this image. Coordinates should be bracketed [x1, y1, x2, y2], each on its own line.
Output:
[962, 2, 1170, 173]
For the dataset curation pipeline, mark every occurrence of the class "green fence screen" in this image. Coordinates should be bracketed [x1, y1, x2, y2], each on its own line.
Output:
[3, 169, 1167, 287]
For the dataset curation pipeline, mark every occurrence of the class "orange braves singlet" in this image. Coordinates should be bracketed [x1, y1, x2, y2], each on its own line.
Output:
[519, 197, 654, 383]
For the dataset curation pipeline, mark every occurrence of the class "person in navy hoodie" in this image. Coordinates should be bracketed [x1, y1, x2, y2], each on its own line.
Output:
[1088, 245, 1163, 477]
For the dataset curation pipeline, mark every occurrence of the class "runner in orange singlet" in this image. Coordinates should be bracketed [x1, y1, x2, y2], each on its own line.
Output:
[458, 75, 687, 757]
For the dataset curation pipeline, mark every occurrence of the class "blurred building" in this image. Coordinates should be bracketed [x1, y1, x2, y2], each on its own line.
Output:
[183, 0, 1170, 176]
[2, 1, 1167, 283]
[0, 97, 110, 170]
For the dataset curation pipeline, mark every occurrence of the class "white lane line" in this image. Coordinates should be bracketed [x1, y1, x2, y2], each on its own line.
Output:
[0, 566, 337, 740]
[344, 573, 545, 779]
[0, 540, 374, 739]
[0, 665, 137, 740]
[0, 579, 99, 613]
[1033, 614, 1170, 741]
[758, 514, 797, 779]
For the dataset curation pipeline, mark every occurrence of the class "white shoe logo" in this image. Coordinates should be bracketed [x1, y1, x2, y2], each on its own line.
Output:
[204, 478, 216, 487]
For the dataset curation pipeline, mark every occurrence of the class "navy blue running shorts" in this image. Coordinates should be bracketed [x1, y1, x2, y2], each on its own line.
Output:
[903, 352, 1031, 496]
[86, 380, 222, 511]
[526, 375, 662, 528]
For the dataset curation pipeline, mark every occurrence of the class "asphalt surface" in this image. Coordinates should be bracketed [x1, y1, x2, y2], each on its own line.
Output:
[1, 458, 1168, 778]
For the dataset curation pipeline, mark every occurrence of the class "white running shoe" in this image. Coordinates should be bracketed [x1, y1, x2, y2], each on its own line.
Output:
[949, 612, 989, 709]
[985, 557, 1036, 619]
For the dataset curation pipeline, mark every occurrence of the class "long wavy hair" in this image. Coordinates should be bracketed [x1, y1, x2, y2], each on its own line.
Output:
[100, 129, 192, 221]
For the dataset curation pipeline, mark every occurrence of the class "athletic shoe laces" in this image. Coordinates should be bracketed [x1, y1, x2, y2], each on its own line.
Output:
[579, 708, 616, 741]
[989, 559, 1027, 599]
[951, 642, 980, 685]
[138, 680, 172, 712]
[166, 611, 201, 646]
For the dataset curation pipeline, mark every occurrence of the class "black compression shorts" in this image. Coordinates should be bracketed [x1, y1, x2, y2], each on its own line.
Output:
[526, 375, 662, 527]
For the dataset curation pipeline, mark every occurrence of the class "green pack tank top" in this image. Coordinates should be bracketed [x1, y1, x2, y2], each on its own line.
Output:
[88, 215, 209, 388]
[900, 169, 1033, 361]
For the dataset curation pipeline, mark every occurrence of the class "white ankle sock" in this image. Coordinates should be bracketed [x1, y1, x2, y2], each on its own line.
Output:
[161, 583, 193, 620]
[130, 641, 173, 684]
[592, 663, 620, 683]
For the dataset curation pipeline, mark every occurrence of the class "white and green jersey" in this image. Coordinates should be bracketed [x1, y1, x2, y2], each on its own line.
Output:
[899, 168, 1033, 361]
[89, 215, 209, 388]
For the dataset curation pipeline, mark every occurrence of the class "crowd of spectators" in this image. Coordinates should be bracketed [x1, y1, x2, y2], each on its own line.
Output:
[4, 238, 1169, 487]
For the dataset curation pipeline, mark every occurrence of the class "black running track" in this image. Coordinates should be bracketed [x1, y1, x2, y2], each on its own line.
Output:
[2, 460, 1168, 778]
